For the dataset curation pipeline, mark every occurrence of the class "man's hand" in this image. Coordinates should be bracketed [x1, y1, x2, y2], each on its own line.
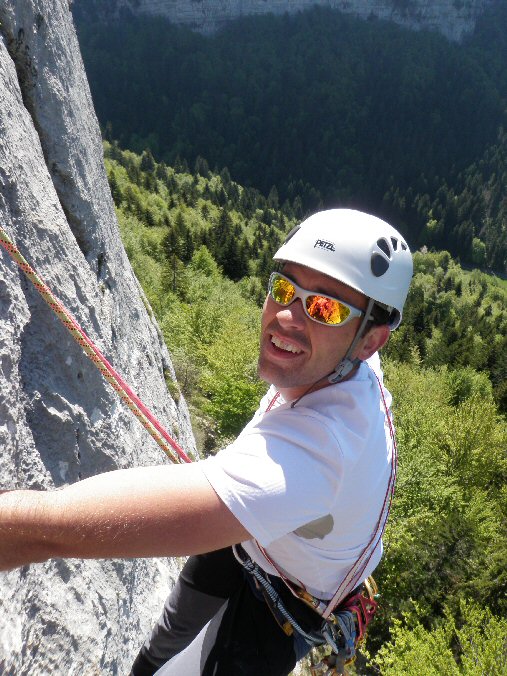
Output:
[0, 464, 251, 571]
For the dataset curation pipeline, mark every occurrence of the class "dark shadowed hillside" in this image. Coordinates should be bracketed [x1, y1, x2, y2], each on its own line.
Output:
[74, 3, 507, 271]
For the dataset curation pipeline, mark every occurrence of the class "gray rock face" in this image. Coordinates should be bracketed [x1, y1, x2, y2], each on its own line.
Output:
[80, 0, 495, 42]
[0, 1, 194, 673]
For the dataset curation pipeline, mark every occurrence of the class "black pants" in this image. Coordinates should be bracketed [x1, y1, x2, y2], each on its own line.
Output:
[130, 547, 314, 675]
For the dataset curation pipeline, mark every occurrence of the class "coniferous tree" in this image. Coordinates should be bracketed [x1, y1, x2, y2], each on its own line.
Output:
[181, 227, 195, 264]
[163, 228, 181, 259]
[140, 148, 156, 173]
[194, 155, 210, 177]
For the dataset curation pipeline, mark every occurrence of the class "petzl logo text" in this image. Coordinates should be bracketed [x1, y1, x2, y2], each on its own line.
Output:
[314, 239, 336, 252]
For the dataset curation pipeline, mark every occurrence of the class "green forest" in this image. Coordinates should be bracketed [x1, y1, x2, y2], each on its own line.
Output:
[75, 3, 507, 272]
[105, 142, 507, 674]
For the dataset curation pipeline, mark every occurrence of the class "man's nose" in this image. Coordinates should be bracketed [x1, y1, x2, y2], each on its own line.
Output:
[276, 298, 307, 329]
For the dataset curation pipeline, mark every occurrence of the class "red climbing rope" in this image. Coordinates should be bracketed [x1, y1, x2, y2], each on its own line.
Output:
[0, 223, 192, 465]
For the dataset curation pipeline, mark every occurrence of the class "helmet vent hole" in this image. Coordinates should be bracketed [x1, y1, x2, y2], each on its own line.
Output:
[401, 242, 407, 251]
[376, 238, 391, 258]
[371, 253, 390, 277]
[391, 237, 399, 250]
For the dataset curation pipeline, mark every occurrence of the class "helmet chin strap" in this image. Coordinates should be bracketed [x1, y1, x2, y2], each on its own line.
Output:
[290, 299, 375, 408]
[328, 298, 376, 384]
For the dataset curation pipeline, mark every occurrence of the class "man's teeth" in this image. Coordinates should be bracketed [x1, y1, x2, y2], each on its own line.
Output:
[271, 335, 302, 354]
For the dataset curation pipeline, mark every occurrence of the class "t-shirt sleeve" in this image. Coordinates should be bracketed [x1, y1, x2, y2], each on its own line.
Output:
[199, 409, 343, 547]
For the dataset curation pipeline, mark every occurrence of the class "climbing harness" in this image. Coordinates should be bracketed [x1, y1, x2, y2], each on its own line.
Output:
[233, 544, 379, 674]
[308, 579, 380, 675]
[0, 223, 191, 465]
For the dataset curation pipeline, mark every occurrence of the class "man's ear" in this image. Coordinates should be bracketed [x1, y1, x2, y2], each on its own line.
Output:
[355, 324, 391, 361]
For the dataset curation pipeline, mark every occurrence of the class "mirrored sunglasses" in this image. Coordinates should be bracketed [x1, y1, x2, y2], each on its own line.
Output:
[268, 272, 365, 326]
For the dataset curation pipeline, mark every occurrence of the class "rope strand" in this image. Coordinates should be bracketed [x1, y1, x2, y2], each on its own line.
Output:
[0, 223, 192, 465]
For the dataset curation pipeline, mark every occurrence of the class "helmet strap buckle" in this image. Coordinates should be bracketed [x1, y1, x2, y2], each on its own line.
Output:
[328, 357, 361, 383]
[328, 298, 376, 384]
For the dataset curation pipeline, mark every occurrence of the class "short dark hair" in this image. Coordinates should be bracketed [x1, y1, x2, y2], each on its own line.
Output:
[367, 302, 393, 329]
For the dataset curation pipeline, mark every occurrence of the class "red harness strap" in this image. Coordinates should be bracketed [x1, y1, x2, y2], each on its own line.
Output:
[323, 370, 397, 618]
[259, 370, 397, 620]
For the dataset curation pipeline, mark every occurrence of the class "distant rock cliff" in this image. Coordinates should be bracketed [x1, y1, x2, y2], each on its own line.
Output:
[0, 1, 194, 673]
[76, 0, 496, 41]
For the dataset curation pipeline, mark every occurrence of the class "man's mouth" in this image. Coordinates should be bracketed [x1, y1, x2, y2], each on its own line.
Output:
[271, 335, 303, 354]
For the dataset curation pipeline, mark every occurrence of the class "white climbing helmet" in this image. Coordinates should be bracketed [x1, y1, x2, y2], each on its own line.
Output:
[273, 209, 413, 329]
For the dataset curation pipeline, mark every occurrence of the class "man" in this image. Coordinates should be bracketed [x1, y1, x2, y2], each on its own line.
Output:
[0, 209, 413, 675]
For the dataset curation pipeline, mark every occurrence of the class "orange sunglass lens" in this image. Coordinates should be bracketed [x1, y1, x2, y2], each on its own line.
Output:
[306, 296, 350, 325]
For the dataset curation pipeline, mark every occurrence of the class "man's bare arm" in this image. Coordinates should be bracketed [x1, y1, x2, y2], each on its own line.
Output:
[0, 463, 251, 571]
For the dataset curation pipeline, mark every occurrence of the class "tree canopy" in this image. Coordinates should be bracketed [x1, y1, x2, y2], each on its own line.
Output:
[76, 3, 507, 271]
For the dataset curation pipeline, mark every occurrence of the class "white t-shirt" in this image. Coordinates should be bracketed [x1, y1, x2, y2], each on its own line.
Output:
[199, 355, 394, 601]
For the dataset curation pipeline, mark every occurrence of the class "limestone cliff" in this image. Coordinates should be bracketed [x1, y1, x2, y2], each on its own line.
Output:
[0, 1, 194, 673]
[76, 0, 496, 42]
